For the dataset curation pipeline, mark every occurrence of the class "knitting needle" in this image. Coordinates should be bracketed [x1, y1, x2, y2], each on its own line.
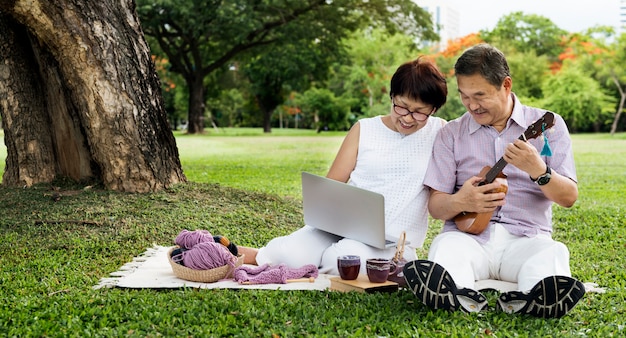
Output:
[241, 277, 315, 285]
[286, 277, 315, 283]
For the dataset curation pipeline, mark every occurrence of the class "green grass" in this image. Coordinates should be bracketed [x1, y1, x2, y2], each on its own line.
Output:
[175, 132, 344, 197]
[0, 130, 625, 337]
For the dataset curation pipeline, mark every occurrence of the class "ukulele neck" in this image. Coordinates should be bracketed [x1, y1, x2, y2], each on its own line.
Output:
[482, 158, 508, 184]
[480, 134, 528, 185]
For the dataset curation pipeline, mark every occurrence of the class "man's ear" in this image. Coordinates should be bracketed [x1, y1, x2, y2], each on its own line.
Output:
[502, 76, 513, 92]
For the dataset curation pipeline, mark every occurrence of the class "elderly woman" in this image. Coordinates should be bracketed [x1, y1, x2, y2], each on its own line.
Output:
[239, 56, 448, 275]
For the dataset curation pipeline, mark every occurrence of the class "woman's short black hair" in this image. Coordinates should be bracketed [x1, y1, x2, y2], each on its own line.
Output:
[389, 56, 448, 110]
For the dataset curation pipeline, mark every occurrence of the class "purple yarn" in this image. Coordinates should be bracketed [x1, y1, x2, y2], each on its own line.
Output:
[175, 229, 214, 249]
[173, 242, 236, 270]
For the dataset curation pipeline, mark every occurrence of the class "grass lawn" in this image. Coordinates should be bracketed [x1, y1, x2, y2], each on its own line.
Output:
[0, 129, 625, 337]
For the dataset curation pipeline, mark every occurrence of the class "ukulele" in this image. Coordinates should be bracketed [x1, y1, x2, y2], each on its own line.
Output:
[453, 112, 556, 235]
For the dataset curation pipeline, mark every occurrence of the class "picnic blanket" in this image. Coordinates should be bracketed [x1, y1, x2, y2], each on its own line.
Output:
[95, 245, 606, 294]
[94, 245, 332, 290]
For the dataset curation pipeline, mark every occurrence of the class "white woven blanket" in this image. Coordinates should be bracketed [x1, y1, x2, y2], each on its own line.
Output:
[95, 245, 605, 294]
[94, 245, 333, 290]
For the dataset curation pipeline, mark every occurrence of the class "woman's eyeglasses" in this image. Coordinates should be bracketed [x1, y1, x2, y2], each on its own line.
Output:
[392, 100, 435, 121]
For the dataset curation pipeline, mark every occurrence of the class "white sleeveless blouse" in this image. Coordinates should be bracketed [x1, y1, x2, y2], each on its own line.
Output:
[348, 115, 444, 247]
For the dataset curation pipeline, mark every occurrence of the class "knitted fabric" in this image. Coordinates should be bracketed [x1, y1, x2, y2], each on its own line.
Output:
[233, 264, 318, 284]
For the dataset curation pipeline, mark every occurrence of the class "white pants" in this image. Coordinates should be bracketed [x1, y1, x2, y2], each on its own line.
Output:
[256, 225, 417, 275]
[428, 224, 571, 292]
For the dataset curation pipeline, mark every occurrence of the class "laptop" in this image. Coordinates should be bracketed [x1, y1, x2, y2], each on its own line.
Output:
[301, 171, 407, 249]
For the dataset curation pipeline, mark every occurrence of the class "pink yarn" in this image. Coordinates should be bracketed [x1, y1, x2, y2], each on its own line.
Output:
[175, 229, 214, 249]
[233, 263, 318, 284]
[174, 242, 236, 270]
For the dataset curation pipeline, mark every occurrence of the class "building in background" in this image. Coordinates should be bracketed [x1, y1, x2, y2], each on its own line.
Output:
[414, 0, 460, 50]
[618, 0, 626, 33]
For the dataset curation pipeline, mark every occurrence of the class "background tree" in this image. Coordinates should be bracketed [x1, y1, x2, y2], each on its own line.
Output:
[208, 89, 246, 128]
[276, 92, 303, 129]
[241, 28, 338, 133]
[608, 33, 626, 134]
[323, 28, 426, 125]
[540, 60, 615, 132]
[505, 50, 550, 101]
[0, 0, 185, 192]
[136, 0, 437, 134]
[481, 12, 566, 60]
[556, 28, 626, 133]
[296, 88, 350, 132]
[153, 55, 187, 130]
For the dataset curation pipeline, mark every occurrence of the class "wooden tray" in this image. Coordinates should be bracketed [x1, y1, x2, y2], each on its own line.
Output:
[329, 274, 398, 293]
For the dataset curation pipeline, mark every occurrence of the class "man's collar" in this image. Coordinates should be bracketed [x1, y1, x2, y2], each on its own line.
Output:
[468, 93, 526, 134]
[509, 93, 527, 129]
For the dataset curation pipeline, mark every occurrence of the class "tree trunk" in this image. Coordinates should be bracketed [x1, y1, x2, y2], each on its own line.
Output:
[0, 0, 186, 192]
[611, 93, 625, 135]
[610, 75, 625, 135]
[186, 75, 205, 134]
[261, 105, 272, 134]
[255, 92, 282, 134]
[0, 15, 58, 186]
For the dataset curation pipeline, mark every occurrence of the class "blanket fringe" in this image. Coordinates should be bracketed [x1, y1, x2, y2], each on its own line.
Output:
[93, 244, 163, 289]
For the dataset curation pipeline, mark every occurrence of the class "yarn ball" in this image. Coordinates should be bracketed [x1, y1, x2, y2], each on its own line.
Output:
[170, 247, 187, 265]
[175, 229, 214, 249]
[171, 229, 240, 270]
[213, 235, 239, 256]
[172, 242, 236, 270]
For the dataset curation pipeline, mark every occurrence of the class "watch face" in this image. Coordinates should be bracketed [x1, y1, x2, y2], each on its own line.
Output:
[537, 173, 551, 185]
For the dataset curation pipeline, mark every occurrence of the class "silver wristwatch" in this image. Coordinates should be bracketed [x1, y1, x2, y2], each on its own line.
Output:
[531, 166, 551, 186]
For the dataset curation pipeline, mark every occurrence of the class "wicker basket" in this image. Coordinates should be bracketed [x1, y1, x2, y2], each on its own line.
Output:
[168, 246, 244, 283]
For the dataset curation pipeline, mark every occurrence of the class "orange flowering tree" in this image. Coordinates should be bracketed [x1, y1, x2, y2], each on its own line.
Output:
[554, 28, 624, 133]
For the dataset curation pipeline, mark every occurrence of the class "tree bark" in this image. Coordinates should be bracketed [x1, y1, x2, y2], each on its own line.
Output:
[186, 74, 205, 134]
[0, 15, 58, 186]
[0, 0, 186, 192]
[254, 85, 284, 134]
[609, 74, 625, 135]
[258, 99, 273, 134]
